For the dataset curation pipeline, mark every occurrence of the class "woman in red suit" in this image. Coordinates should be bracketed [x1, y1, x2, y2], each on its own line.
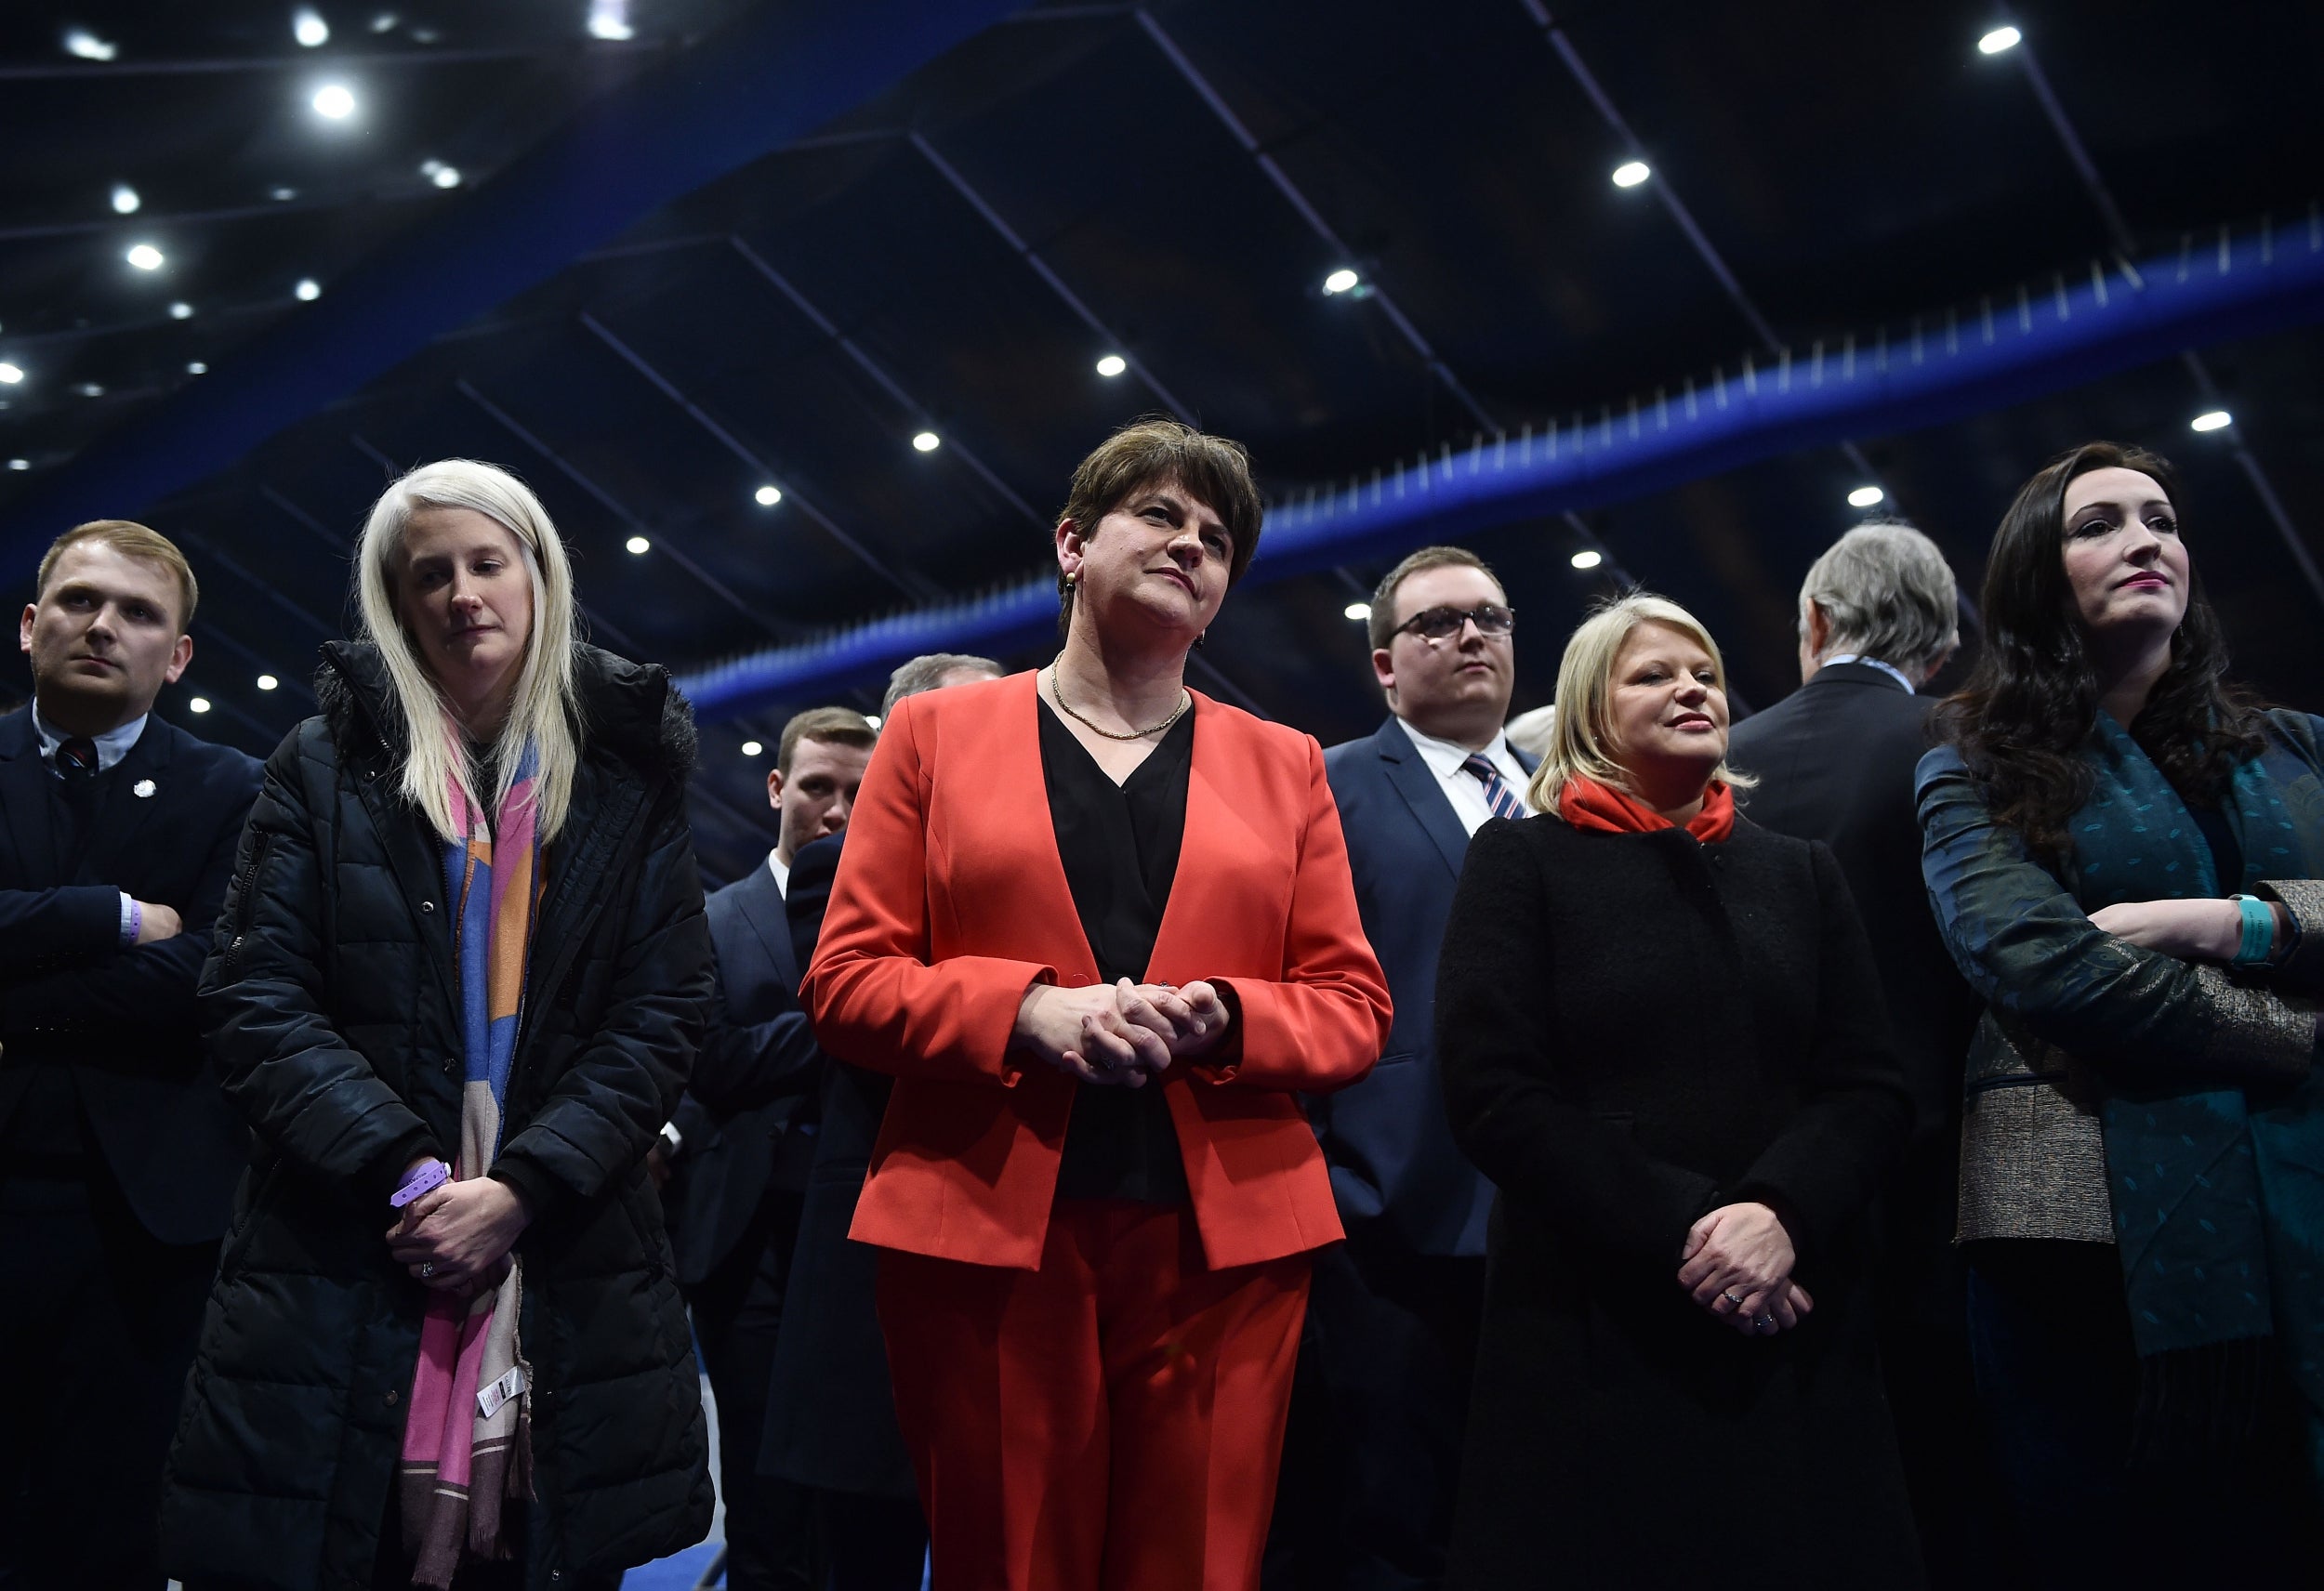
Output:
[802, 420, 1392, 1590]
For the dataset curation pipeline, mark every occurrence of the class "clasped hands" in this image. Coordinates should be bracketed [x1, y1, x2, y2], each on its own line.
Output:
[387, 1158, 531, 1299]
[1015, 978, 1232, 1086]
[1677, 1202, 1812, 1338]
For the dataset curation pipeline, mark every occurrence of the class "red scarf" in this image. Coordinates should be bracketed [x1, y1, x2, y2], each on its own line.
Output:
[1558, 775, 1736, 843]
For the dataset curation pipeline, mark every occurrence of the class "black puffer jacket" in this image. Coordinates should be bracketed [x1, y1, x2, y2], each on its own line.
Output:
[160, 641, 715, 1591]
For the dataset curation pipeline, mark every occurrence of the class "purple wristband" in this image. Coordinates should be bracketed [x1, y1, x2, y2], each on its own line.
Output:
[123, 897, 142, 948]
[390, 1159, 451, 1209]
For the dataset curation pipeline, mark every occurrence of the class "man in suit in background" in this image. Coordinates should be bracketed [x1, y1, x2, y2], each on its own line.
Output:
[0, 520, 263, 1589]
[1274, 546, 1532, 1591]
[761, 652, 1000, 1591]
[1725, 519, 1993, 1587]
[660, 705, 877, 1591]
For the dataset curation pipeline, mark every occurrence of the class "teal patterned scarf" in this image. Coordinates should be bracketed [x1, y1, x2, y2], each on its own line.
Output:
[2069, 712, 2324, 1492]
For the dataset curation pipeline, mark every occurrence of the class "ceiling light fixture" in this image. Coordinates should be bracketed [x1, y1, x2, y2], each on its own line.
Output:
[311, 84, 356, 119]
[588, 0, 636, 41]
[911, 431, 941, 453]
[2190, 410, 2233, 432]
[75, 382, 105, 398]
[1611, 160, 1651, 188]
[1342, 601, 1371, 622]
[7, 459, 28, 470]
[754, 484, 782, 506]
[1095, 354, 1128, 378]
[169, 301, 192, 319]
[62, 28, 116, 61]
[125, 243, 164, 270]
[865, 715, 883, 730]
[1322, 268, 1359, 295]
[0, 363, 23, 385]
[294, 7, 330, 46]
[187, 362, 206, 374]
[271, 186, 298, 202]
[295, 278, 322, 301]
[257, 674, 280, 691]
[740, 740, 764, 757]
[111, 183, 140, 215]
[373, 12, 400, 32]
[1978, 25, 2022, 54]
[1848, 484, 1885, 508]
[430, 164, 461, 189]
[626, 535, 651, 555]
[1571, 548, 1604, 571]
[189, 696, 212, 714]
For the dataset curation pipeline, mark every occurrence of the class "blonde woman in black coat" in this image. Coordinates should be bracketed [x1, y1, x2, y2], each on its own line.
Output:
[1437, 594, 1919, 1588]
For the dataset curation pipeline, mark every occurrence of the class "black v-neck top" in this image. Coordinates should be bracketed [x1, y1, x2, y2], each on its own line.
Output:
[1038, 694, 1194, 1205]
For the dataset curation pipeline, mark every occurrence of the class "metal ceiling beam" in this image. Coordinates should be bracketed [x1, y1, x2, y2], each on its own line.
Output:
[2001, 30, 2324, 614]
[909, 132, 1194, 423]
[674, 226, 2324, 718]
[0, 0, 1025, 576]
[1136, 7, 1497, 434]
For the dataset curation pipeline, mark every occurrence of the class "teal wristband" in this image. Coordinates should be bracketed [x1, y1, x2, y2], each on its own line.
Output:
[2231, 895, 2275, 965]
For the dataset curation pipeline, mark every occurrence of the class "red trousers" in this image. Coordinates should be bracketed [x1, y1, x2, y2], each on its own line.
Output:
[875, 1200, 1311, 1591]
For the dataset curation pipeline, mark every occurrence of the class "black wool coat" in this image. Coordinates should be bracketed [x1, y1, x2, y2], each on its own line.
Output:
[1437, 813, 1922, 1590]
[160, 641, 716, 1591]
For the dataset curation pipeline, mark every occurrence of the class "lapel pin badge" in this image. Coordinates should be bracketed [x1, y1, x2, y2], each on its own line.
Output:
[133, 779, 157, 798]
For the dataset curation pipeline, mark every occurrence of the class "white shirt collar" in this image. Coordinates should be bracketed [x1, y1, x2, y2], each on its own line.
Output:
[766, 848, 790, 899]
[1819, 654, 1915, 695]
[1401, 719, 1522, 779]
[31, 698, 149, 773]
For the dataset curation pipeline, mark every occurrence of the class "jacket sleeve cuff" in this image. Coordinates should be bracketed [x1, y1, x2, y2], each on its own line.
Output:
[372, 1129, 441, 1206]
[2254, 881, 2324, 994]
[1187, 981, 1247, 1082]
[488, 1156, 561, 1221]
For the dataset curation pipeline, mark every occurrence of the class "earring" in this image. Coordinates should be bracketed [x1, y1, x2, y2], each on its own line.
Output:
[1064, 572, 1076, 588]
[1195, 630, 1208, 651]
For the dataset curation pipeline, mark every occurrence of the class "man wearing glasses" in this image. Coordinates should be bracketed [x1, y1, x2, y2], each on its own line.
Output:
[1274, 547, 1530, 1591]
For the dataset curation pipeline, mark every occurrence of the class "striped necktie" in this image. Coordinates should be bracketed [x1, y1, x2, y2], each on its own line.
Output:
[56, 736, 99, 782]
[1460, 753, 1526, 822]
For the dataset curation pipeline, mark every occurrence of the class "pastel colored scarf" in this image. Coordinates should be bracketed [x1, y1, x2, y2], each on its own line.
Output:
[398, 740, 545, 1586]
[1558, 774, 1736, 843]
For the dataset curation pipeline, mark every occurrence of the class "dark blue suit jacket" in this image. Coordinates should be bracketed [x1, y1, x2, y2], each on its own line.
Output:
[0, 704, 263, 1243]
[1320, 716, 1535, 1258]
[665, 859, 823, 1287]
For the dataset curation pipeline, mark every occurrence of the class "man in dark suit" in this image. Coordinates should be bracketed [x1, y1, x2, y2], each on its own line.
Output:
[1725, 519, 1994, 1587]
[1274, 546, 1532, 1591]
[759, 652, 998, 1591]
[659, 705, 876, 1591]
[0, 520, 263, 1589]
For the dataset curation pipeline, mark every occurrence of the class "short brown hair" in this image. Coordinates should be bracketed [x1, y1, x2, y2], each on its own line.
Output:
[36, 519, 199, 630]
[777, 706, 877, 774]
[1367, 546, 1499, 652]
[1057, 418, 1264, 633]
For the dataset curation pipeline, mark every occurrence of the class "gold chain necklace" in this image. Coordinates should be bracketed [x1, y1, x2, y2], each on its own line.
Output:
[1045, 664, 1191, 741]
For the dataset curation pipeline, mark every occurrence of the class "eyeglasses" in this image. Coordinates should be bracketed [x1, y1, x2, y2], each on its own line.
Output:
[1394, 603, 1516, 642]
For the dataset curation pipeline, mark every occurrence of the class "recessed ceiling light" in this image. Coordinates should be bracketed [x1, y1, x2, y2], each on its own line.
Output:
[740, 740, 764, 757]
[1611, 161, 1651, 188]
[865, 715, 883, 730]
[1095, 354, 1128, 378]
[271, 186, 298, 202]
[125, 243, 164, 270]
[1571, 548, 1604, 570]
[911, 430, 941, 453]
[169, 300, 192, 319]
[75, 382, 105, 398]
[588, 0, 635, 40]
[754, 484, 782, 506]
[311, 84, 356, 119]
[2190, 410, 2232, 432]
[626, 535, 651, 555]
[373, 12, 400, 32]
[0, 363, 22, 385]
[429, 164, 461, 189]
[1848, 484, 1885, 507]
[1978, 25, 2022, 54]
[111, 183, 140, 215]
[257, 673, 280, 691]
[1322, 268, 1359, 295]
[7, 458, 28, 470]
[62, 28, 116, 61]
[189, 696, 212, 713]
[186, 362, 206, 375]
[294, 7, 329, 46]
[1343, 601, 1371, 621]
[295, 278, 322, 301]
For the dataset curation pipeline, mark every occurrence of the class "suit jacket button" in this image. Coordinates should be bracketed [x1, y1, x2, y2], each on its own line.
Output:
[421, 901, 435, 914]
[384, 1388, 399, 1407]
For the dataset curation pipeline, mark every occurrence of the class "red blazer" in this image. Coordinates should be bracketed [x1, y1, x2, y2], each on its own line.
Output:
[802, 671, 1391, 1271]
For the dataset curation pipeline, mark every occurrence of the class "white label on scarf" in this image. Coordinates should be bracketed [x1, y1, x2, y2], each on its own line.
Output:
[477, 1365, 528, 1420]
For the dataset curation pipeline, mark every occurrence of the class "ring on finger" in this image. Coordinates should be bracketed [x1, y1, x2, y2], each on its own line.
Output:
[1721, 1290, 1746, 1308]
